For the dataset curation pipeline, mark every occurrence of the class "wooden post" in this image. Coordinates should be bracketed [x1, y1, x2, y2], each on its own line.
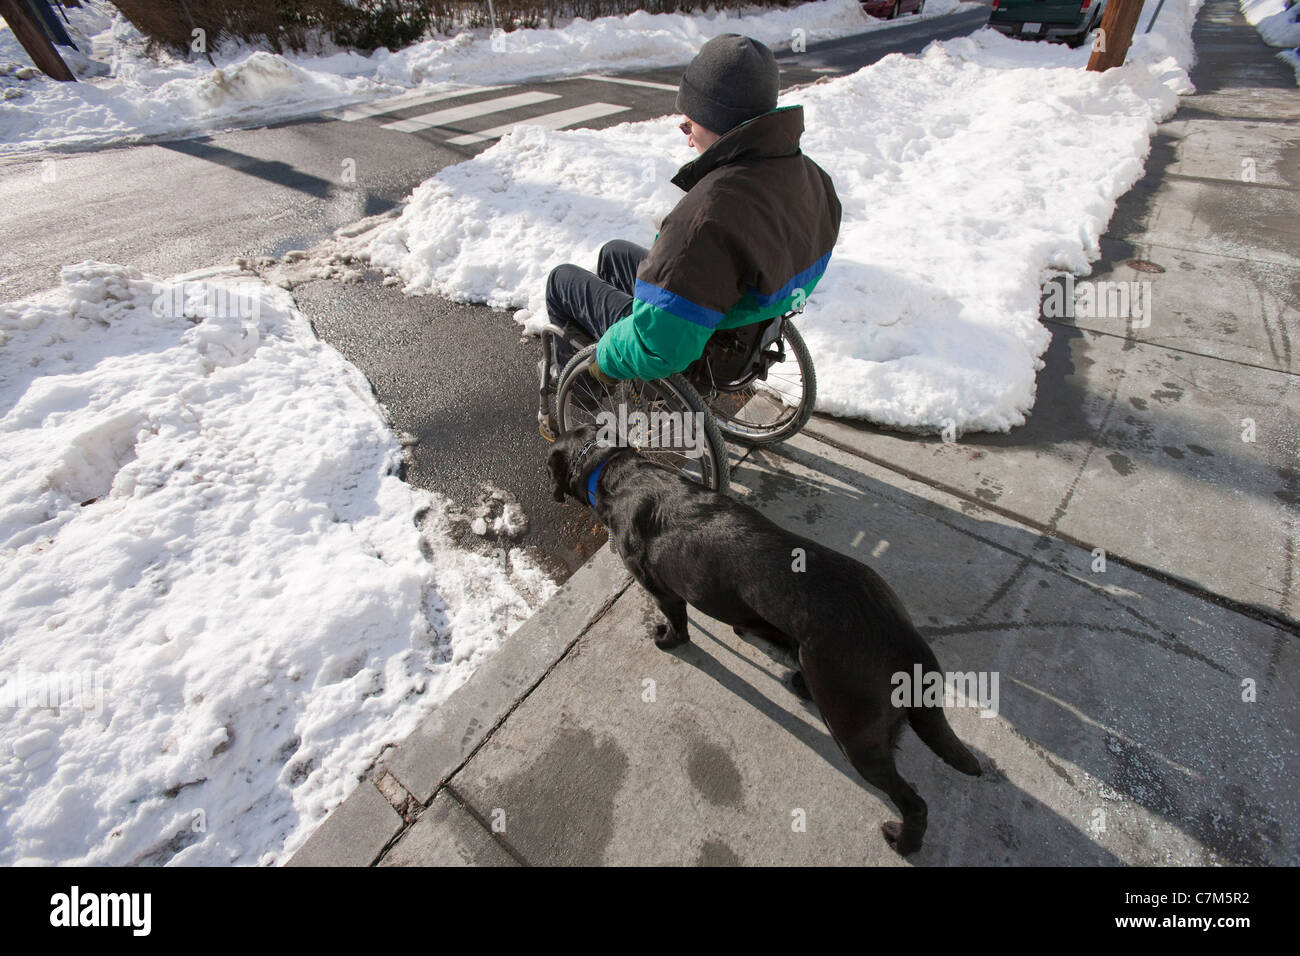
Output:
[1086, 0, 1146, 72]
[0, 0, 75, 80]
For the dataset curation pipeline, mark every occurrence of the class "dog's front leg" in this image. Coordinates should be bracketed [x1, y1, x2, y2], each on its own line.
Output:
[733, 623, 810, 700]
[625, 560, 690, 649]
[648, 590, 690, 649]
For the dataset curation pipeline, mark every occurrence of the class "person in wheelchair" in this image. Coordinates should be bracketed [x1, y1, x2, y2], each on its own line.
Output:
[539, 33, 842, 442]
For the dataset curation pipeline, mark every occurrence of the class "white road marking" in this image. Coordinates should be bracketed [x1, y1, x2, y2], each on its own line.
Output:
[576, 73, 679, 91]
[382, 91, 561, 133]
[323, 85, 511, 122]
[445, 102, 631, 145]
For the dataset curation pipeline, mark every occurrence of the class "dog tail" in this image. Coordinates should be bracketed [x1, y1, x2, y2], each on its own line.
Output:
[908, 705, 982, 776]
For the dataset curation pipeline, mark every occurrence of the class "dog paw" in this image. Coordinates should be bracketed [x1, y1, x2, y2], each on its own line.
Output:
[790, 671, 813, 701]
[880, 821, 921, 856]
[880, 821, 903, 851]
[653, 622, 689, 650]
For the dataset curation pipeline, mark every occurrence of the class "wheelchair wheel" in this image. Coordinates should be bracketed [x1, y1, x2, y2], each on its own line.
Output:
[701, 321, 816, 446]
[554, 344, 731, 493]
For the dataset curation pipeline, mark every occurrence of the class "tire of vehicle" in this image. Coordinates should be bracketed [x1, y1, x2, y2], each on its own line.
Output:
[1067, 10, 1100, 48]
[554, 343, 731, 493]
[702, 322, 817, 446]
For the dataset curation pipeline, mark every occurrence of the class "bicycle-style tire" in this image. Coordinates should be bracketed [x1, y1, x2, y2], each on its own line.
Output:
[702, 322, 817, 446]
[554, 344, 731, 494]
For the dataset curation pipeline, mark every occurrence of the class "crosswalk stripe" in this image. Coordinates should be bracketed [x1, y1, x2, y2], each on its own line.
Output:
[445, 102, 631, 145]
[323, 85, 510, 122]
[382, 91, 561, 133]
[577, 74, 679, 92]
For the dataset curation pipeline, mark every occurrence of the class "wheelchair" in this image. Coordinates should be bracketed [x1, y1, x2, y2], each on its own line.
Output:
[539, 310, 817, 494]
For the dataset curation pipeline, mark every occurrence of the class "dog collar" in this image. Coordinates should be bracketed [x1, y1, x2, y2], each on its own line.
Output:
[566, 437, 608, 511]
[567, 437, 600, 487]
[585, 458, 609, 508]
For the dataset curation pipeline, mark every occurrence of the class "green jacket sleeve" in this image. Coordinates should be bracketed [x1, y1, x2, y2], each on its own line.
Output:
[596, 215, 746, 381]
[596, 299, 716, 381]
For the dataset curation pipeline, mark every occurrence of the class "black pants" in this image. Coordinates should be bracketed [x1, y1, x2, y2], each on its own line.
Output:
[545, 239, 648, 371]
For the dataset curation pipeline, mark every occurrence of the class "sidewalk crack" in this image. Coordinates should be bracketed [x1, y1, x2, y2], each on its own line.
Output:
[372, 569, 634, 865]
[374, 770, 419, 822]
[1041, 319, 1298, 377]
[792, 428, 1299, 636]
[443, 783, 531, 866]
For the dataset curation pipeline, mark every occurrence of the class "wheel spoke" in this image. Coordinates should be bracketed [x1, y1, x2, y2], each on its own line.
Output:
[558, 344, 727, 491]
[697, 324, 814, 443]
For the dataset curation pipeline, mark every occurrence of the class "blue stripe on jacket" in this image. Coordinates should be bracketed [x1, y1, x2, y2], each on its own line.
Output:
[745, 251, 832, 307]
[633, 279, 725, 329]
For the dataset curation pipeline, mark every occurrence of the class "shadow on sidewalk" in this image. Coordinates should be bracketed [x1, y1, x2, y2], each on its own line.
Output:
[672, 606, 1129, 865]
[687, 438, 1296, 865]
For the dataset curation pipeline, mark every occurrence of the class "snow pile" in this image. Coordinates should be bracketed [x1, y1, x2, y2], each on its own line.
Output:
[0, 263, 554, 865]
[1279, 47, 1300, 83]
[0, 2, 384, 154]
[1241, 0, 1300, 83]
[0, 0, 943, 154]
[376, 0, 963, 87]
[367, 2, 1203, 434]
[1240, 0, 1300, 46]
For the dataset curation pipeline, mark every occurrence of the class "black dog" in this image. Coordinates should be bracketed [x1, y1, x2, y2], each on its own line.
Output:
[548, 425, 981, 855]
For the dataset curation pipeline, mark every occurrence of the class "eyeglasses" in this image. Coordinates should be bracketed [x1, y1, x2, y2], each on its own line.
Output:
[678, 120, 693, 136]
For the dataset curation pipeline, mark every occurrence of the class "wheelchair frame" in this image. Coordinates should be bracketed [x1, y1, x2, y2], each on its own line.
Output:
[540, 310, 816, 493]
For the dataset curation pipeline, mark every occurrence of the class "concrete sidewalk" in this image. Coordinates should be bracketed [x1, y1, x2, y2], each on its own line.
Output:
[289, 0, 1298, 867]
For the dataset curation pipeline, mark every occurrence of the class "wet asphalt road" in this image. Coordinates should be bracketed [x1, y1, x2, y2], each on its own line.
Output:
[0, 5, 993, 578]
[291, 276, 614, 577]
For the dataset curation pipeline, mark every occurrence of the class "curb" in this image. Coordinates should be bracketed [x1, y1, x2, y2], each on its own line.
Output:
[287, 547, 632, 866]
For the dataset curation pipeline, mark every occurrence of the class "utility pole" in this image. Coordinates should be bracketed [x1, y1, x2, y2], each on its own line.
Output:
[1086, 0, 1146, 72]
[0, 0, 75, 80]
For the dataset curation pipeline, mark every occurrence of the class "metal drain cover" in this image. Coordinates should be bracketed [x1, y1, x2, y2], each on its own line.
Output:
[1127, 259, 1166, 273]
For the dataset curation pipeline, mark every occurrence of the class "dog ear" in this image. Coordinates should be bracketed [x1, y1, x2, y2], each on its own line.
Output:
[547, 447, 568, 503]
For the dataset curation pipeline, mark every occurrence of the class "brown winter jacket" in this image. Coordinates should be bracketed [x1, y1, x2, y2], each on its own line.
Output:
[596, 104, 842, 381]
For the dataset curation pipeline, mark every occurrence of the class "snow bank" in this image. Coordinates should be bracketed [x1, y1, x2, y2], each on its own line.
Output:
[0, 2, 383, 153]
[1279, 46, 1300, 83]
[367, 2, 1203, 434]
[0, 263, 554, 865]
[0, 0, 944, 154]
[1240, 0, 1300, 46]
[1240, 0, 1300, 83]
[375, 0, 963, 87]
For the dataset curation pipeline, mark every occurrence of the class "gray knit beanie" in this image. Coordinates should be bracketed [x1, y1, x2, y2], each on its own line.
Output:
[675, 34, 779, 136]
